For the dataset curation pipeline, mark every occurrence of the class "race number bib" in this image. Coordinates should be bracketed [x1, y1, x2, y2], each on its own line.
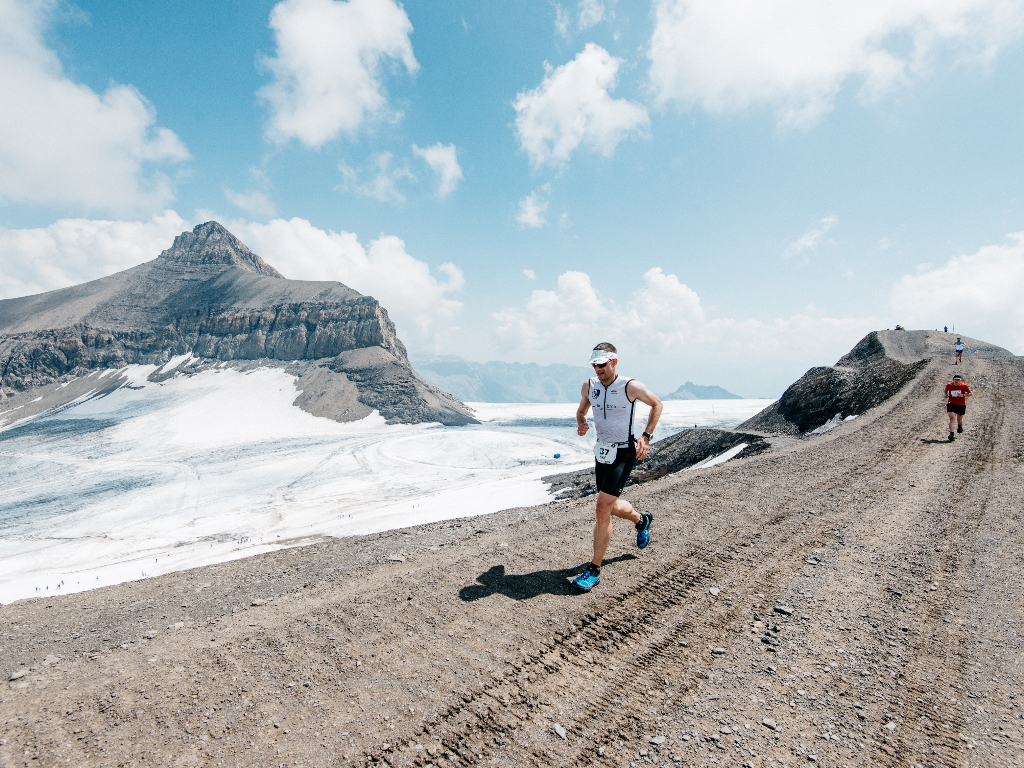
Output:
[594, 441, 618, 464]
[950, 390, 961, 397]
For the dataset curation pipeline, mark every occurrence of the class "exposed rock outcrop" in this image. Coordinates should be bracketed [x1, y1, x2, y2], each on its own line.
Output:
[739, 329, 1015, 435]
[0, 222, 475, 426]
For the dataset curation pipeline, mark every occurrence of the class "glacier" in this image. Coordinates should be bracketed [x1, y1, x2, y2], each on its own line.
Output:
[0, 365, 771, 604]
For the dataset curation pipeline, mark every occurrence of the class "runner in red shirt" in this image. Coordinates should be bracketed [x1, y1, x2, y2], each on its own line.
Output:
[944, 374, 972, 441]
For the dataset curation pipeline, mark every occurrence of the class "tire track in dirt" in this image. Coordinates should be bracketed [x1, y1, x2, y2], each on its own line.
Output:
[372, 368, 950, 766]
[883, 357, 1016, 767]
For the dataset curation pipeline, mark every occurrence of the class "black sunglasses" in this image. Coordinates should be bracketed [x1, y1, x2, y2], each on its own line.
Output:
[591, 361, 610, 369]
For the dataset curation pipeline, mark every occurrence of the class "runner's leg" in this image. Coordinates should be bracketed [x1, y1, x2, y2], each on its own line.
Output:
[592, 492, 641, 565]
[948, 411, 957, 433]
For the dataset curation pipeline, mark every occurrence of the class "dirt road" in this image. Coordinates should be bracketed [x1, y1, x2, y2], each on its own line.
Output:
[3, 355, 1023, 768]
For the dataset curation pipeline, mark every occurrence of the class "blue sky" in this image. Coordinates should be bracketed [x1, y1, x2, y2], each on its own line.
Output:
[2, 0, 1024, 396]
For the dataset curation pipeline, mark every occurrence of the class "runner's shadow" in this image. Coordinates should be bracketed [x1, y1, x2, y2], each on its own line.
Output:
[920, 439, 953, 444]
[459, 554, 637, 602]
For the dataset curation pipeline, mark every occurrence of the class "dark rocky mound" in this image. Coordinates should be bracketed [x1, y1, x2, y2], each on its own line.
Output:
[544, 428, 770, 500]
[0, 222, 475, 426]
[739, 333, 927, 435]
[737, 329, 1013, 435]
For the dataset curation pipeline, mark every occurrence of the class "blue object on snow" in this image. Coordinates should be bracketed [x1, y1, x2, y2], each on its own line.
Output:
[553, 453, 561, 459]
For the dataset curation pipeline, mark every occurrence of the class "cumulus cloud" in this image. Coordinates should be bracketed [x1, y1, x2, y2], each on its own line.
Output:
[523, 269, 537, 280]
[338, 151, 414, 202]
[412, 143, 464, 198]
[517, 191, 548, 228]
[226, 218, 464, 345]
[224, 189, 277, 219]
[0, 0, 190, 212]
[492, 266, 876, 368]
[514, 43, 649, 167]
[258, 0, 418, 148]
[0, 211, 192, 300]
[649, 0, 1024, 128]
[890, 233, 1024, 353]
[785, 215, 837, 258]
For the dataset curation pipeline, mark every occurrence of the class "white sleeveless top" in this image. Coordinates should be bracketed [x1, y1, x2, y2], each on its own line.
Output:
[588, 375, 636, 444]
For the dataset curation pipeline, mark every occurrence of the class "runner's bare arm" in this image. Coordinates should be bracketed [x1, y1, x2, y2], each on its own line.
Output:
[627, 380, 663, 461]
[577, 381, 591, 436]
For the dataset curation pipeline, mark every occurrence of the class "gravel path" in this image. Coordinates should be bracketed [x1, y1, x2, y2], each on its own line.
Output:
[2, 355, 1023, 768]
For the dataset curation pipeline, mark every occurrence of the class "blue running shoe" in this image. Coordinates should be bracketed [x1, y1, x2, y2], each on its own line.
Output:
[571, 564, 600, 592]
[636, 512, 653, 549]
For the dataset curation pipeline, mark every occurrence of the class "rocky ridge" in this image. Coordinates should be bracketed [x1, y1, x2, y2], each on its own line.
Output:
[738, 329, 1012, 435]
[0, 222, 474, 426]
[545, 329, 1016, 498]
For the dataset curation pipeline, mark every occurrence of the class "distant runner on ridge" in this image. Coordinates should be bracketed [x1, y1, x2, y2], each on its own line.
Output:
[944, 373, 972, 442]
[570, 343, 663, 592]
[955, 336, 964, 365]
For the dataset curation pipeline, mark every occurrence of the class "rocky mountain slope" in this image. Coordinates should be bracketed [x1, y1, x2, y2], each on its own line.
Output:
[0, 222, 475, 426]
[738, 329, 1013, 435]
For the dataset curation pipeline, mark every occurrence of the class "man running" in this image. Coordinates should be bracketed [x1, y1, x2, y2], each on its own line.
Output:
[571, 343, 663, 592]
[944, 373, 972, 441]
[955, 336, 964, 365]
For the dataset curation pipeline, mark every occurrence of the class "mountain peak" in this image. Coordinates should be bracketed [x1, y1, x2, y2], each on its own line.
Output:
[157, 222, 284, 278]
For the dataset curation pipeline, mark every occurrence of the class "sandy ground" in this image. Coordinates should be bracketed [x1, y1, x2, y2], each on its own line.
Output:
[2, 354, 1023, 768]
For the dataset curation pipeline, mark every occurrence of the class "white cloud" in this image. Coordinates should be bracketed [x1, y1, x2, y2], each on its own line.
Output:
[578, 0, 605, 29]
[339, 151, 414, 202]
[228, 218, 464, 345]
[0, 211, 192, 300]
[514, 43, 649, 167]
[523, 269, 537, 280]
[258, 0, 418, 148]
[492, 266, 875, 367]
[224, 189, 277, 219]
[785, 215, 837, 258]
[649, 0, 1024, 128]
[890, 233, 1024, 353]
[412, 143, 464, 198]
[555, 4, 570, 36]
[555, 0, 607, 36]
[517, 191, 548, 228]
[0, 0, 190, 212]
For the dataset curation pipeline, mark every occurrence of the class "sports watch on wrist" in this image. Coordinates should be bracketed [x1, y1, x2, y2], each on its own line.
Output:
[642, 431, 653, 440]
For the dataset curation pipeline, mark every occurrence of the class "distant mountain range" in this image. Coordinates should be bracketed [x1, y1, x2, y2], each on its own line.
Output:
[412, 356, 742, 403]
[411, 357, 592, 403]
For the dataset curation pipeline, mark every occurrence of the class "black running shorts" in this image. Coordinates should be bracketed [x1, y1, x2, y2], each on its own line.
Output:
[947, 404, 966, 415]
[594, 444, 637, 497]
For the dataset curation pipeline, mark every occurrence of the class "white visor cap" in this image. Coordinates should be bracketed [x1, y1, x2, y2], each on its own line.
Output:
[588, 348, 618, 365]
